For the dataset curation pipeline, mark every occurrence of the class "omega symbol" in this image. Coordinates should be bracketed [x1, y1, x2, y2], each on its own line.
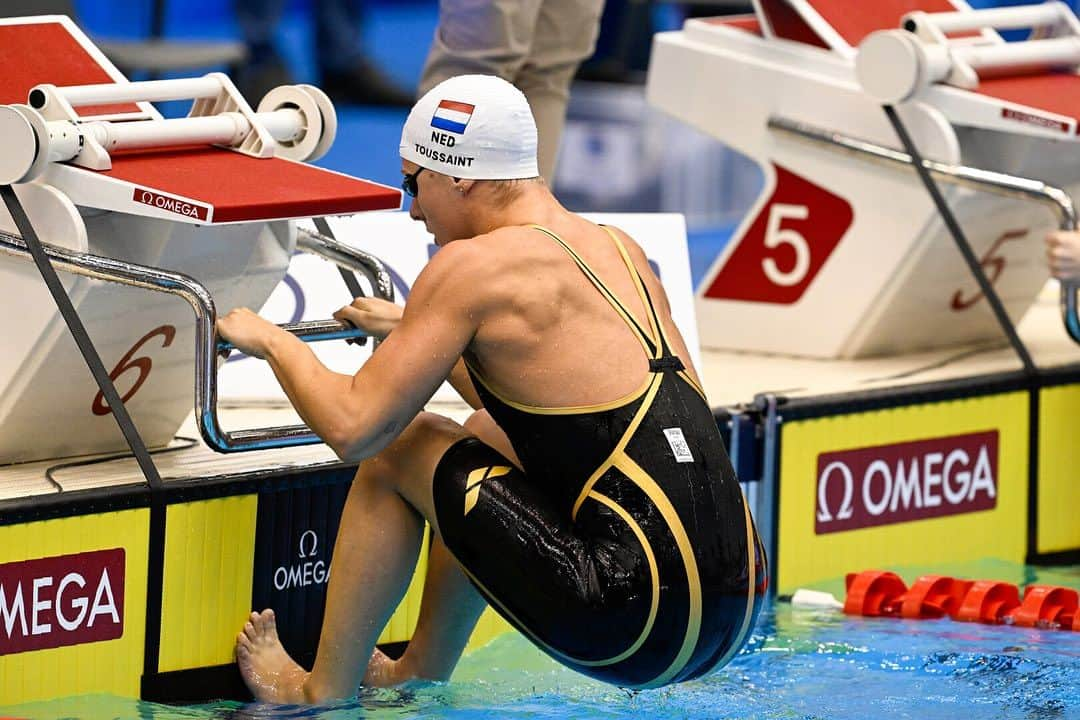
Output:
[298, 530, 318, 559]
[816, 460, 854, 523]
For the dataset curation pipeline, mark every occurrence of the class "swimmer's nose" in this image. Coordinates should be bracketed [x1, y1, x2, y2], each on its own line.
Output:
[409, 198, 424, 222]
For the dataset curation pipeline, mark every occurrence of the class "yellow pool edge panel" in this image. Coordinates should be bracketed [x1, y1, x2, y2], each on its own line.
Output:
[159, 496, 259, 672]
[1037, 383, 1080, 555]
[777, 391, 1030, 595]
[0, 510, 150, 703]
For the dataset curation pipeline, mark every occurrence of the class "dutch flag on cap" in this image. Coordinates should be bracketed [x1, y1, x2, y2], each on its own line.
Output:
[431, 99, 475, 134]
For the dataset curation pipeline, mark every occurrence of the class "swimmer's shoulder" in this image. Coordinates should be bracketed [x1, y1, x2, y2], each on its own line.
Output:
[411, 230, 527, 308]
[472, 224, 541, 249]
[598, 223, 648, 263]
[458, 225, 554, 268]
[410, 237, 488, 303]
[423, 224, 571, 286]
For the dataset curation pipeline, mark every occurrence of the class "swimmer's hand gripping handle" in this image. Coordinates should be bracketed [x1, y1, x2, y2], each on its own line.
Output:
[215, 318, 368, 359]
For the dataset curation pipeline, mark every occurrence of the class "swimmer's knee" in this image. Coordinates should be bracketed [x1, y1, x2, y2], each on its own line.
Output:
[407, 411, 470, 445]
[366, 412, 468, 478]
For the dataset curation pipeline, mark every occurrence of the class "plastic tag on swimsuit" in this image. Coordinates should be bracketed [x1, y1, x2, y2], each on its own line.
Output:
[663, 427, 694, 463]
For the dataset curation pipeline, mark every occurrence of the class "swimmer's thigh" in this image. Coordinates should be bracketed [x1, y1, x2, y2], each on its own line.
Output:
[431, 438, 595, 638]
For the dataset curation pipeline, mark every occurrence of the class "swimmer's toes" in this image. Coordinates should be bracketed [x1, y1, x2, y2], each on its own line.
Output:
[250, 609, 270, 634]
[235, 610, 309, 703]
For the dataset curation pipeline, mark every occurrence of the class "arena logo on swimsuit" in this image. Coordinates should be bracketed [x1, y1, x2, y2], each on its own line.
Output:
[814, 431, 998, 534]
[0, 549, 124, 656]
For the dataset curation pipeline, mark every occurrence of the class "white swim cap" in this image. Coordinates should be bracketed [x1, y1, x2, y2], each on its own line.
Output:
[399, 75, 539, 180]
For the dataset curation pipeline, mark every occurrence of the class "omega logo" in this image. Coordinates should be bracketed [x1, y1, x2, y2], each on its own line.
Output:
[273, 530, 331, 591]
[298, 530, 318, 559]
[815, 431, 999, 535]
[132, 188, 208, 220]
[0, 549, 125, 656]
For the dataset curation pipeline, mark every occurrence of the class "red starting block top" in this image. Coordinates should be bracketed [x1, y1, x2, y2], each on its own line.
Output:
[745, 0, 1080, 132]
[0, 17, 402, 223]
[703, 15, 764, 37]
[101, 148, 401, 222]
[0, 19, 139, 117]
[762, 0, 964, 49]
[977, 74, 1080, 130]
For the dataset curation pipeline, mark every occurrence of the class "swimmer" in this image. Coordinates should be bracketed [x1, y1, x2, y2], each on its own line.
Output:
[1045, 230, 1080, 280]
[219, 74, 767, 704]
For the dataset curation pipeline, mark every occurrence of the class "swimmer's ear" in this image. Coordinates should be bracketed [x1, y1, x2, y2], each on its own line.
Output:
[450, 177, 475, 196]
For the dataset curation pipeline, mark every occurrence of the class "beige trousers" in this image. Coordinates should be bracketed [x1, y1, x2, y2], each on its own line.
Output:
[418, 0, 606, 181]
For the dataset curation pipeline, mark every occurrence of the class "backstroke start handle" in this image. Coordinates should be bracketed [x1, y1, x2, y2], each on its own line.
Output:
[216, 318, 368, 358]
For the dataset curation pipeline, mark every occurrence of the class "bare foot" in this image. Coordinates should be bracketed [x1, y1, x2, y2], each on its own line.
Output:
[363, 647, 406, 687]
[236, 609, 310, 703]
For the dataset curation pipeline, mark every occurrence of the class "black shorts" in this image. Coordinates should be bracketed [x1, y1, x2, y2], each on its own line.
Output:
[432, 437, 765, 689]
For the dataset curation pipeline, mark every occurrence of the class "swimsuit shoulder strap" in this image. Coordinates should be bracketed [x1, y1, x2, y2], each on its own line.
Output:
[600, 226, 695, 384]
[599, 225, 669, 355]
[531, 224, 659, 359]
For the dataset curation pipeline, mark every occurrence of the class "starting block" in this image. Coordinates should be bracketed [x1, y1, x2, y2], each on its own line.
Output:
[0, 16, 401, 463]
[648, 0, 1080, 358]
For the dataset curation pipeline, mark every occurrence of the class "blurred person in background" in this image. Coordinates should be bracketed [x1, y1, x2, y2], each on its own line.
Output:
[418, 0, 606, 181]
[235, 0, 412, 106]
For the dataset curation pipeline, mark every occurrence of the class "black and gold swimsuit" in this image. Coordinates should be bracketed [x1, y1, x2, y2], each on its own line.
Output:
[432, 224, 767, 688]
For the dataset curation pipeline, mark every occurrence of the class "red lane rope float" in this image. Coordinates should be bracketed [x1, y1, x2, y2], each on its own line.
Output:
[1006, 585, 1078, 629]
[841, 570, 1079, 631]
[955, 580, 1021, 624]
[844, 570, 906, 617]
[899, 575, 974, 620]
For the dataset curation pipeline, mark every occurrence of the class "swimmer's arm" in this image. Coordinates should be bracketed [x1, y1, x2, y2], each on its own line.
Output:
[332, 297, 482, 408]
[264, 242, 484, 461]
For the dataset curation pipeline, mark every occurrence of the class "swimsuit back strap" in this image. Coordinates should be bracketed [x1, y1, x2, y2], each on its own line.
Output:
[531, 224, 659, 359]
[600, 225, 667, 352]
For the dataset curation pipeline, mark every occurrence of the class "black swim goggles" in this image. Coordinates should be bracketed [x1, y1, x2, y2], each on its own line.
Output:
[402, 167, 425, 198]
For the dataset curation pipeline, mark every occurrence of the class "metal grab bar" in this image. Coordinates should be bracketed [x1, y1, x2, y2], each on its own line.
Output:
[296, 226, 395, 302]
[215, 318, 365, 357]
[767, 116, 1080, 345]
[0, 230, 368, 454]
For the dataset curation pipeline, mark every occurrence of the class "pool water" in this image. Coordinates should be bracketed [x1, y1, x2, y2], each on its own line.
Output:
[4, 563, 1078, 719]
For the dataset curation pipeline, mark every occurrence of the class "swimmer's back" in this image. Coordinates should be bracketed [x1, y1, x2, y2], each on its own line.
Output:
[455, 216, 700, 410]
